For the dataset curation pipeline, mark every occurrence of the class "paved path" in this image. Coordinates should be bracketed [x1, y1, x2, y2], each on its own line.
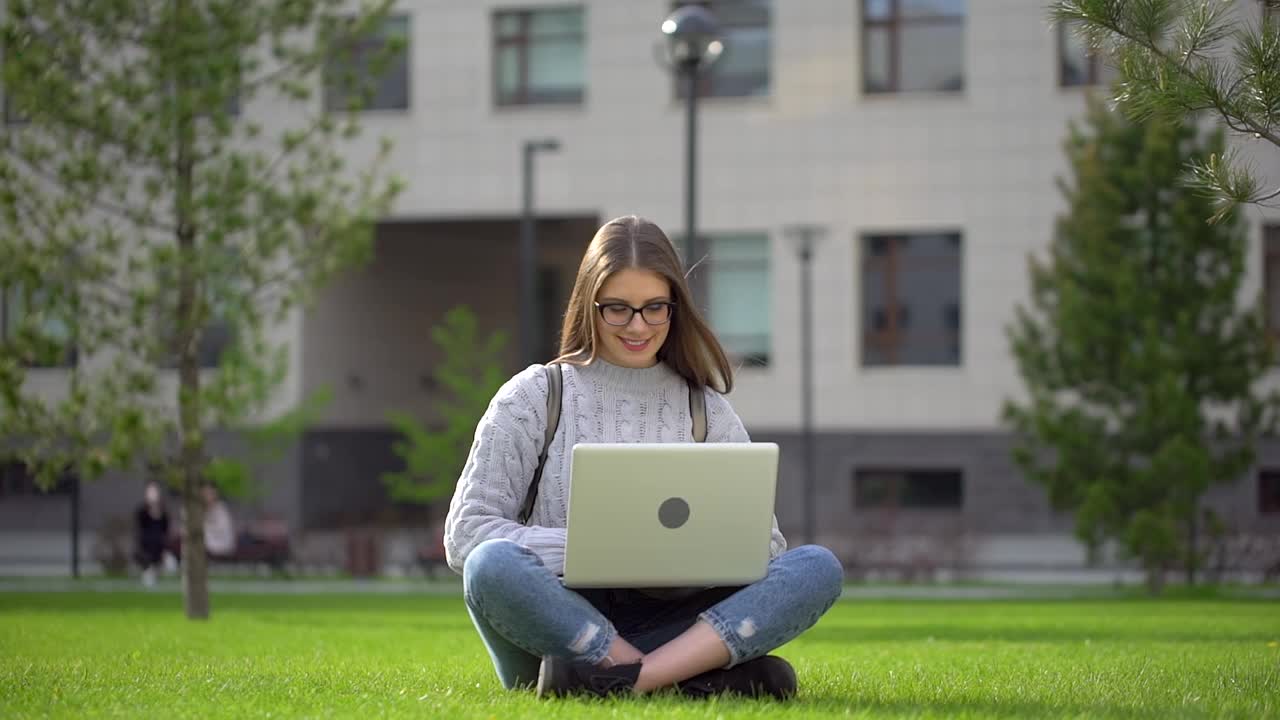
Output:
[2, 577, 1276, 600]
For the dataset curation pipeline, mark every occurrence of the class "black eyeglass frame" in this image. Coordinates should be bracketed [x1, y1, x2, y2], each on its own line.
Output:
[593, 301, 677, 327]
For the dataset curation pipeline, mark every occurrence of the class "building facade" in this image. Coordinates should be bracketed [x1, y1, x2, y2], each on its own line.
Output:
[4, 1, 1279, 577]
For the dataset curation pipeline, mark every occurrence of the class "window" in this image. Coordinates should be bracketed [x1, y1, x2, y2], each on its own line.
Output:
[191, 65, 242, 118]
[171, 72, 241, 119]
[324, 14, 410, 112]
[2, 42, 28, 126]
[1058, 21, 1114, 87]
[862, 0, 965, 94]
[196, 319, 233, 369]
[1266, 226, 1280, 349]
[157, 315, 232, 370]
[0, 461, 73, 497]
[861, 232, 962, 366]
[494, 7, 585, 106]
[673, 1, 771, 99]
[2, 93, 24, 126]
[1261, 470, 1280, 514]
[708, 234, 770, 364]
[0, 284, 76, 368]
[677, 233, 772, 365]
[178, 12, 243, 119]
[854, 468, 963, 509]
[153, 261, 234, 370]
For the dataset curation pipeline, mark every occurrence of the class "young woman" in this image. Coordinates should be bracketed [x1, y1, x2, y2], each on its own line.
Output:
[134, 480, 171, 587]
[443, 215, 843, 699]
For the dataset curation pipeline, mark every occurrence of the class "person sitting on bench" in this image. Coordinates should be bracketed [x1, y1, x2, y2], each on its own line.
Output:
[134, 480, 170, 586]
[202, 483, 237, 561]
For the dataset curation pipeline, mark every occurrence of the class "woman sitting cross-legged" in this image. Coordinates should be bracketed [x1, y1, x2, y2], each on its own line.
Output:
[443, 215, 844, 699]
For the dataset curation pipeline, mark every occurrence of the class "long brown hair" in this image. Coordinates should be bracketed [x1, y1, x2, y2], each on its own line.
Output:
[555, 215, 734, 393]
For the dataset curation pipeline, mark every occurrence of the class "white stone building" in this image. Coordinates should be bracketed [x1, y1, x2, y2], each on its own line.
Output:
[3, 1, 1278, 579]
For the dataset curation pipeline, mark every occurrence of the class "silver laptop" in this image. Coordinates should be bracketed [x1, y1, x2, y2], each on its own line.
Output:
[561, 443, 779, 588]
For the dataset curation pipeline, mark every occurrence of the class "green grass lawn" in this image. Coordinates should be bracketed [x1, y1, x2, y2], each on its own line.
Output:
[1, 592, 1277, 719]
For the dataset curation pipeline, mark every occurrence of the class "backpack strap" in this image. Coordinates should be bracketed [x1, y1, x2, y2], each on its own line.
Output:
[519, 363, 562, 525]
[688, 381, 707, 443]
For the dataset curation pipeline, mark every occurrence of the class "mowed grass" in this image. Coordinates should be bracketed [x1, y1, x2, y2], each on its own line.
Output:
[1, 591, 1277, 719]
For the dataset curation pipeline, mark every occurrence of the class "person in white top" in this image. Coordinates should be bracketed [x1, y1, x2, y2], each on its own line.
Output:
[444, 215, 844, 700]
[201, 483, 237, 559]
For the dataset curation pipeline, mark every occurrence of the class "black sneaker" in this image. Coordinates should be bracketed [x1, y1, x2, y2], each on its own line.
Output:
[676, 655, 798, 700]
[536, 656, 643, 698]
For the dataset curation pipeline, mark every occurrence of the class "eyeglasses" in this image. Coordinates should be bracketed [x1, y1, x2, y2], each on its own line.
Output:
[594, 301, 676, 326]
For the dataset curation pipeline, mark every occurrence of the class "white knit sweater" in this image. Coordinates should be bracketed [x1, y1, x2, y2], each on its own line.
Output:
[443, 358, 787, 576]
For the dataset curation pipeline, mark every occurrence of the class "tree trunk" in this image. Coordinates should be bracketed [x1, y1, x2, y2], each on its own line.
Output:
[181, 475, 208, 618]
[173, 0, 207, 620]
[177, 183, 208, 619]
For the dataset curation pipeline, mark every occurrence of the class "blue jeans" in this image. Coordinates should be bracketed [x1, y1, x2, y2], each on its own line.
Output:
[462, 538, 845, 690]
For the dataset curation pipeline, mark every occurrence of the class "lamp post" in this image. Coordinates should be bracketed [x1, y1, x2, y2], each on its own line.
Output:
[660, 5, 722, 307]
[787, 224, 824, 546]
[520, 138, 560, 367]
[69, 475, 80, 578]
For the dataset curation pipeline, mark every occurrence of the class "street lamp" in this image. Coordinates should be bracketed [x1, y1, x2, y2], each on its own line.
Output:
[786, 224, 825, 546]
[520, 138, 560, 367]
[660, 5, 723, 306]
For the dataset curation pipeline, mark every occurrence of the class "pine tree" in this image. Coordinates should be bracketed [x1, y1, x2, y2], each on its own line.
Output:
[1003, 94, 1278, 594]
[1051, 0, 1280, 217]
[381, 306, 508, 507]
[0, 1, 403, 618]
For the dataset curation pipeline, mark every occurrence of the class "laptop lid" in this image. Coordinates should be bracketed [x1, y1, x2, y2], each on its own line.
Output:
[562, 443, 779, 588]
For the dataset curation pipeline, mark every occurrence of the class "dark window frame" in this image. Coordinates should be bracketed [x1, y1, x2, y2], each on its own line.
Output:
[675, 232, 772, 367]
[853, 467, 965, 510]
[0, 284, 78, 369]
[195, 318, 233, 370]
[1265, 225, 1280, 352]
[671, 0, 772, 100]
[189, 64, 243, 119]
[2, 93, 25, 126]
[0, 460, 74, 498]
[153, 257, 236, 371]
[2, 38, 238, 123]
[710, 243, 772, 366]
[2, 40, 32, 126]
[1260, 469, 1280, 514]
[1057, 21, 1105, 87]
[493, 6, 586, 107]
[860, 231, 963, 367]
[323, 14, 411, 113]
[156, 315, 234, 371]
[862, 0, 965, 95]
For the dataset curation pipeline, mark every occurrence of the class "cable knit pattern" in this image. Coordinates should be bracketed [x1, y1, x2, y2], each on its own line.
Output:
[443, 359, 788, 576]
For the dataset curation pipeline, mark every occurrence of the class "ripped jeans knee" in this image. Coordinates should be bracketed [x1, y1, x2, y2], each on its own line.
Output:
[697, 544, 844, 667]
[462, 539, 618, 666]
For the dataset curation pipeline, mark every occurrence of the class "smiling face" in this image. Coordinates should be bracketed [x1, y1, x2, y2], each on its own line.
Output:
[593, 268, 673, 369]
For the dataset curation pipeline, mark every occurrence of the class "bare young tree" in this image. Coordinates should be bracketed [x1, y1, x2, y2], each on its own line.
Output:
[0, 0, 404, 618]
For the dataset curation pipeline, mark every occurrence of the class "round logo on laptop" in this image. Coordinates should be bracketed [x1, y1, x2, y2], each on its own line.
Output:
[658, 497, 690, 529]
